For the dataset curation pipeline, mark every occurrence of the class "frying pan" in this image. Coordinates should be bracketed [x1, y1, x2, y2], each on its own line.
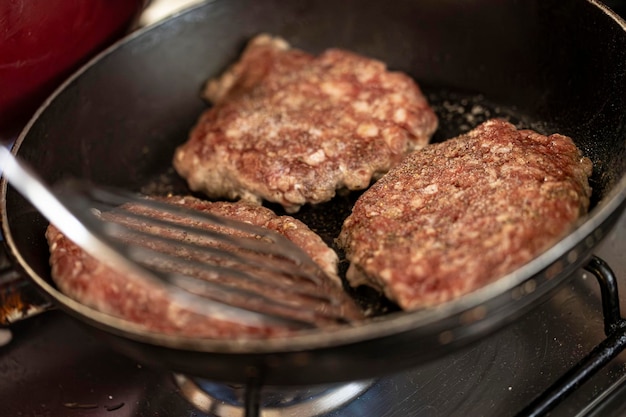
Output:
[2, 0, 626, 387]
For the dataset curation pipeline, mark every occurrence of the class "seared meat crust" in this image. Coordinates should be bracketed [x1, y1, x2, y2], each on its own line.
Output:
[173, 34, 437, 213]
[337, 119, 593, 310]
[46, 196, 362, 338]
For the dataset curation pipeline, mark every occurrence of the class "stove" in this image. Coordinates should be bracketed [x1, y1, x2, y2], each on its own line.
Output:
[3, 2, 626, 417]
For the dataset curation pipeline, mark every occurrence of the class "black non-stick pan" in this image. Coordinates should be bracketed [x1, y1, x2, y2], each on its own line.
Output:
[2, 0, 626, 387]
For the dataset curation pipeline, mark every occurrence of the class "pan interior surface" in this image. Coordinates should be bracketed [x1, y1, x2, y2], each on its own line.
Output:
[3, 0, 626, 383]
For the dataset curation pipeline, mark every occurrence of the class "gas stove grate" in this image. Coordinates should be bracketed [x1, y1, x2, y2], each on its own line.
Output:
[518, 256, 626, 417]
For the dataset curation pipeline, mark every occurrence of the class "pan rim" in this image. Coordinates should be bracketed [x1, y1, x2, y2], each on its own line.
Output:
[2, 182, 625, 354]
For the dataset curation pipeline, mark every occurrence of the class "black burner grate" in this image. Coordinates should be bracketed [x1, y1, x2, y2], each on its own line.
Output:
[518, 257, 626, 416]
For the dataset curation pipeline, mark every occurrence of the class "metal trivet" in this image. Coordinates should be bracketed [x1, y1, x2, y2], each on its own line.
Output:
[517, 256, 626, 416]
[174, 374, 373, 417]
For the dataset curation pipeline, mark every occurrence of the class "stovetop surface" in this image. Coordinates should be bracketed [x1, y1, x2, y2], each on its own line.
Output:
[2, 209, 626, 417]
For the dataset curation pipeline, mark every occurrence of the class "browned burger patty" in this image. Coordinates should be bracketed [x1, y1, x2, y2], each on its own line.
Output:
[46, 196, 363, 338]
[337, 119, 593, 310]
[173, 34, 438, 213]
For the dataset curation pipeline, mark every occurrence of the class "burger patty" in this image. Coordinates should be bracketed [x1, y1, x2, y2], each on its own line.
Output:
[46, 196, 363, 338]
[173, 34, 438, 213]
[337, 119, 593, 310]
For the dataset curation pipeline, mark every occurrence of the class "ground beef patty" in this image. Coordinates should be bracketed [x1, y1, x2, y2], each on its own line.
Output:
[337, 119, 593, 310]
[46, 196, 363, 338]
[173, 34, 438, 213]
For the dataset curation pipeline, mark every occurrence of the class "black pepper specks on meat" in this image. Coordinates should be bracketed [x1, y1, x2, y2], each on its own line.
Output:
[337, 119, 593, 310]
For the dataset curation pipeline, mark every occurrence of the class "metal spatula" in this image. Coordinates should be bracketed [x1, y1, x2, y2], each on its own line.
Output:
[0, 146, 360, 329]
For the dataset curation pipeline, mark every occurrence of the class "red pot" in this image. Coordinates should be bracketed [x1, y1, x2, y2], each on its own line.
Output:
[0, 0, 147, 139]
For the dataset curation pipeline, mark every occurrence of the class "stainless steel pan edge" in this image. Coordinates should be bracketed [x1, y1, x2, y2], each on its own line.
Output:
[1, 0, 626, 384]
